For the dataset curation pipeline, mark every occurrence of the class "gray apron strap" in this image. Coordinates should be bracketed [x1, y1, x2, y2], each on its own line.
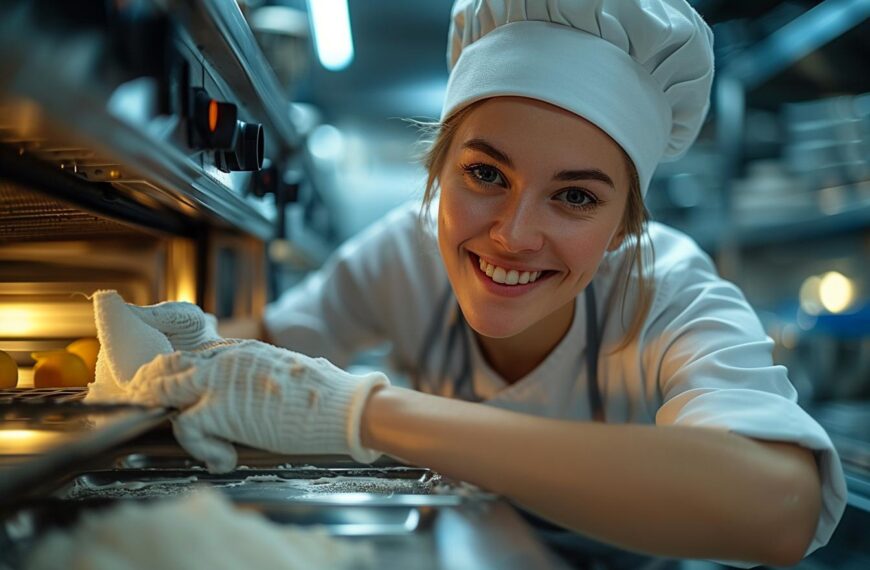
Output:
[584, 283, 605, 422]
[415, 282, 455, 393]
[451, 307, 476, 401]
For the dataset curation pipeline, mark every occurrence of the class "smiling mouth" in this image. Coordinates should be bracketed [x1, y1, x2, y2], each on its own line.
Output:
[470, 253, 556, 286]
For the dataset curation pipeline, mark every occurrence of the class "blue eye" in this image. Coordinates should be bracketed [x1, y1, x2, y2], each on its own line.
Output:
[554, 188, 598, 210]
[463, 163, 505, 186]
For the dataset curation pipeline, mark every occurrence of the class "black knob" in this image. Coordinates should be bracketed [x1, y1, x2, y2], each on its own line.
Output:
[251, 161, 278, 198]
[218, 121, 264, 172]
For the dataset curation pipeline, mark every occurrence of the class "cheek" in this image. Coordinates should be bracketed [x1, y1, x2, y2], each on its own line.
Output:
[437, 180, 489, 248]
[549, 222, 618, 276]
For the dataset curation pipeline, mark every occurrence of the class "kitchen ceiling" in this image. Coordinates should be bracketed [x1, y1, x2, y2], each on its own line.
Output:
[296, 0, 454, 127]
[287, 0, 866, 128]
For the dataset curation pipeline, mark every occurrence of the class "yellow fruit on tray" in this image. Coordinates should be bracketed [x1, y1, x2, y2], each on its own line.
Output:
[0, 350, 18, 389]
[66, 337, 100, 383]
[31, 350, 90, 388]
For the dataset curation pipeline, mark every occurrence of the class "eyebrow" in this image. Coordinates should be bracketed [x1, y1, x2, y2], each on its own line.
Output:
[461, 138, 616, 190]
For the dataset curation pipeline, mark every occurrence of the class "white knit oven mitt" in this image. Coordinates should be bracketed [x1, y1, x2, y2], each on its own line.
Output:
[125, 300, 228, 352]
[127, 340, 390, 473]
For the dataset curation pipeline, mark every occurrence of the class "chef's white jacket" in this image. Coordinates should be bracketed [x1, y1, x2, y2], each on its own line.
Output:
[265, 201, 847, 564]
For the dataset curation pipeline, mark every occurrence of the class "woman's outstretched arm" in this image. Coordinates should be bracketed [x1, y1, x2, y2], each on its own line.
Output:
[360, 386, 821, 566]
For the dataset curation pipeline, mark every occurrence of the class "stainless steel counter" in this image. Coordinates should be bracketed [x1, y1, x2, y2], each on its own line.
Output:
[0, 407, 573, 570]
[809, 401, 870, 512]
[0, 389, 172, 501]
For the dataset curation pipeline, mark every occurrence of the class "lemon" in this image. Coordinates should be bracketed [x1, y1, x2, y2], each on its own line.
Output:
[0, 350, 17, 388]
[66, 338, 100, 383]
[31, 350, 90, 388]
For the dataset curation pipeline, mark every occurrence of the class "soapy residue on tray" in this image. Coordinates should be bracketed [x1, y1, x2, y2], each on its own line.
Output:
[61, 471, 442, 500]
[63, 476, 200, 500]
[235, 463, 320, 470]
[291, 475, 436, 499]
[26, 487, 375, 570]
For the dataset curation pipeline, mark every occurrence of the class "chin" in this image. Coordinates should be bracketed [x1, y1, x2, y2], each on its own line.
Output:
[461, 307, 529, 339]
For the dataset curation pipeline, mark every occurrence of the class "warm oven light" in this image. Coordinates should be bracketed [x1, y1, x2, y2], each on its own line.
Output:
[0, 429, 69, 454]
[165, 238, 198, 304]
[0, 302, 96, 338]
[0, 307, 37, 336]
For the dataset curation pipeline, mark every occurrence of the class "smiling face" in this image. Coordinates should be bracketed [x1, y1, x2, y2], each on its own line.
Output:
[437, 97, 630, 341]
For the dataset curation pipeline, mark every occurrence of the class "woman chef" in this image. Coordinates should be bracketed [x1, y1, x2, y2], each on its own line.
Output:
[115, 0, 846, 567]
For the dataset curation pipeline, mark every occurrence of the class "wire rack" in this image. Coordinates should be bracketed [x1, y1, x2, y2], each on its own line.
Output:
[0, 387, 87, 405]
[0, 181, 138, 242]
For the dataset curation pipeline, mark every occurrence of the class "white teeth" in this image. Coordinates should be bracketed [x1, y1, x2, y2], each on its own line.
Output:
[492, 266, 507, 284]
[476, 256, 544, 286]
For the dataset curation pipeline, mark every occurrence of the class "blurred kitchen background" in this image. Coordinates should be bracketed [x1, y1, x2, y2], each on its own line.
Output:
[0, 0, 868, 568]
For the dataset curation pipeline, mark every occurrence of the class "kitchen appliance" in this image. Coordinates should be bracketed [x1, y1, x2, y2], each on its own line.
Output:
[0, 0, 278, 368]
[0, 0, 284, 551]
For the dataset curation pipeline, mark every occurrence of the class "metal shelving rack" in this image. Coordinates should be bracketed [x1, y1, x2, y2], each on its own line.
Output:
[712, 0, 870, 257]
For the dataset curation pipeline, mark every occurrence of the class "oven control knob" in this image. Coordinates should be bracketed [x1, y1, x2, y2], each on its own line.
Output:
[192, 88, 238, 149]
[217, 121, 264, 172]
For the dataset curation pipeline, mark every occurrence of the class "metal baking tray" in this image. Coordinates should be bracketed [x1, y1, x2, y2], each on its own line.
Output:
[1, 467, 467, 569]
[0, 496, 434, 570]
[53, 468, 461, 505]
[0, 400, 172, 500]
[110, 450, 400, 470]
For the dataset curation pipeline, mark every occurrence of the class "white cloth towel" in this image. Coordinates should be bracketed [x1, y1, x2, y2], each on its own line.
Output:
[87, 290, 175, 402]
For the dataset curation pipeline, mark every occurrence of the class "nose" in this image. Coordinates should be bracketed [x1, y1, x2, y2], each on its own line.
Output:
[489, 194, 545, 253]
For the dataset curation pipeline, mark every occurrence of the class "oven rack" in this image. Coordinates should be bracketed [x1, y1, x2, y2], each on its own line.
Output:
[0, 388, 87, 405]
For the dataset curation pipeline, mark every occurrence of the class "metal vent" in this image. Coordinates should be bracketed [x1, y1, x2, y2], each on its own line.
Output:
[0, 181, 138, 242]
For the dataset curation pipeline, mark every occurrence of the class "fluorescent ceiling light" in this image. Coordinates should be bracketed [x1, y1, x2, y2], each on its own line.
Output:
[307, 0, 354, 71]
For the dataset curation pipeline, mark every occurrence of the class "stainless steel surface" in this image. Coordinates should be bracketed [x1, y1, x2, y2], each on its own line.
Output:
[0, 400, 572, 569]
[721, 0, 870, 91]
[811, 401, 870, 471]
[110, 448, 406, 470]
[0, 401, 173, 500]
[1, 456, 571, 570]
[0, 178, 153, 241]
[55, 467, 451, 502]
[0, 394, 568, 569]
[0, 388, 87, 405]
[176, 0, 299, 151]
[0, 94, 273, 239]
[809, 401, 870, 514]
[0, 1, 280, 240]
[246, 502, 432, 537]
[0, 149, 194, 241]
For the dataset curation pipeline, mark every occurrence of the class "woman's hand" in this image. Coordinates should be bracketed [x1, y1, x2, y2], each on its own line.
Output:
[128, 341, 389, 473]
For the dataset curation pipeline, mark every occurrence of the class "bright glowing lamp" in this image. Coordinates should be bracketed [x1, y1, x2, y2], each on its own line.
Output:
[819, 271, 854, 314]
[308, 0, 354, 71]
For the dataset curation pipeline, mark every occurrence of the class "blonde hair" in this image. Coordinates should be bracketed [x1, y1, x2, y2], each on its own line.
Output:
[415, 102, 654, 349]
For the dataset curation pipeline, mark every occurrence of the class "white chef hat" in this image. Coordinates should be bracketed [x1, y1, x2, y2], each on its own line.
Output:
[442, 0, 715, 195]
